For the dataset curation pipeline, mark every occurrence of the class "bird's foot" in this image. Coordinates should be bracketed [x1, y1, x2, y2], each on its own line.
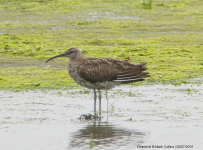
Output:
[79, 113, 101, 121]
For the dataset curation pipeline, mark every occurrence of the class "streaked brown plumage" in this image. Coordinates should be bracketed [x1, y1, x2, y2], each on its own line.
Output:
[46, 47, 150, 117]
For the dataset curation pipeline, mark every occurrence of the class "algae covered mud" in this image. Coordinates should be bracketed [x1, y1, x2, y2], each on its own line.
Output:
[1, 83, 203, 149]
[0, 0, 203, 90]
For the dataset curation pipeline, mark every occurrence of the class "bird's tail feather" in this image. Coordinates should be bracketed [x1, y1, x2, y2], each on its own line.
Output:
[113, 63, 150, 84]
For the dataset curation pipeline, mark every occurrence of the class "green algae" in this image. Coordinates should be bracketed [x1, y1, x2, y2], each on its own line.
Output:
[0, 0, 203, 90]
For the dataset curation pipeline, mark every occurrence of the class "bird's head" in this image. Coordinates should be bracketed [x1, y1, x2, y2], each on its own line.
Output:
[45, 47, 81, 63]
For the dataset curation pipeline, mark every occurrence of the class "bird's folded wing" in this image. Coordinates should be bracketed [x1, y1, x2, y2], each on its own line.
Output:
[78, 63, 117, 82]
[78, 58, 149, 83]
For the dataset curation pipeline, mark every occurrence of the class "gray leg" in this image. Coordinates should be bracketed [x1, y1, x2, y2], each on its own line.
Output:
[98, 89, 101, 117]
[93, 89, 97, 115]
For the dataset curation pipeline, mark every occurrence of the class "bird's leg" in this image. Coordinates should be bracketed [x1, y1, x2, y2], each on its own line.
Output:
[93, 89, 97, 116]
[98, 89, 102, 117]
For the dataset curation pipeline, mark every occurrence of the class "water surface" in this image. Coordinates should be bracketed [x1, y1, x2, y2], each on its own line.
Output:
[0, 83, 202, 150]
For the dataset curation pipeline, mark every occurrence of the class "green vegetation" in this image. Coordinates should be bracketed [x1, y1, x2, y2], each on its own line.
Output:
[0, 0, 203, 90]
[89, 132, 95, 149]
[143, 0, 153, 9]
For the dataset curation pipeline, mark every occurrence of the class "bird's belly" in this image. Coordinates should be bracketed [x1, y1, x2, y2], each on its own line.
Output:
[80, 80, 120, 90]
[71, 75, 120, 90]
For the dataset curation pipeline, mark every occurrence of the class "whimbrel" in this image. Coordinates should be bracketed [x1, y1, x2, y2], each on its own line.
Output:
[46, 48, 150, 117]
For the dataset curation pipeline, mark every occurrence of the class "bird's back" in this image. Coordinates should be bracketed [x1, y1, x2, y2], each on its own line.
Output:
[68, 56, 149, 89]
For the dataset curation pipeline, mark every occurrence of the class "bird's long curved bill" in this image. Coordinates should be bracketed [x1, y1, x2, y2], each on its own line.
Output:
[45, 53, 66, 63]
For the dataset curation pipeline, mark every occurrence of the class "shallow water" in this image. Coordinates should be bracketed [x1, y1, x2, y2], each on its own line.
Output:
[0, 83, 203, 150]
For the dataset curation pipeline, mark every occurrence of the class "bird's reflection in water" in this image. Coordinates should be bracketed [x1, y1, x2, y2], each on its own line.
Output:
[68, 121, 147, 150]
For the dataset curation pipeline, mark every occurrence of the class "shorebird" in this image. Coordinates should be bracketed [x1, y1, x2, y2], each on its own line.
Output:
[46, 48, 150, 117]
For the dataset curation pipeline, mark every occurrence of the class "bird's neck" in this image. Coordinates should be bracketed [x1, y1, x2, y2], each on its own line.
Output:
[69, 56, 84, 62]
